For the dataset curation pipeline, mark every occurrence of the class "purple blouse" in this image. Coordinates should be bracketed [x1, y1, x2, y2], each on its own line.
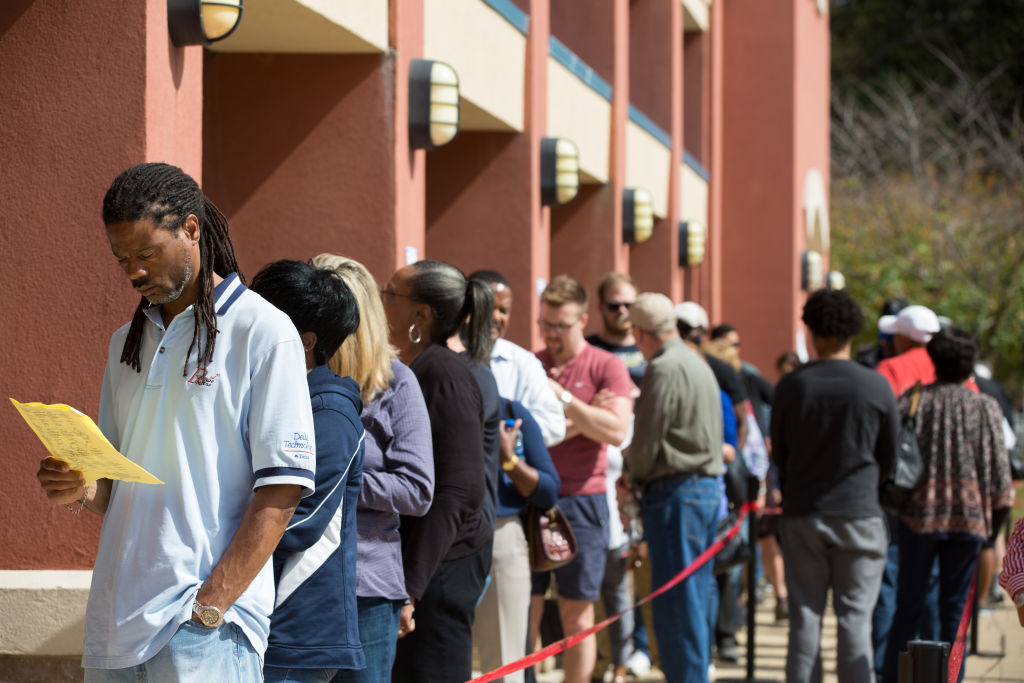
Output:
[355, 360, 435, 599]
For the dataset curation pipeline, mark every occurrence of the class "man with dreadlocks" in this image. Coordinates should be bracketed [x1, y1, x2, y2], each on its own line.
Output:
[36, 162, 317, 681]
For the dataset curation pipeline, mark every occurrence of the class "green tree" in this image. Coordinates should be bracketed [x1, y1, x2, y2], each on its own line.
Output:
[830, 63, 1024, 398]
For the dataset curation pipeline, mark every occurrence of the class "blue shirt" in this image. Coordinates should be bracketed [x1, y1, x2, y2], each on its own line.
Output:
[496, 399, 560, 517]
[84, 274, 316, 669]
[267, 365, 365, 670]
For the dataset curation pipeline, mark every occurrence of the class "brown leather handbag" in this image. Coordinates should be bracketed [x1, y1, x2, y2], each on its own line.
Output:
[526, 505, 578, 572]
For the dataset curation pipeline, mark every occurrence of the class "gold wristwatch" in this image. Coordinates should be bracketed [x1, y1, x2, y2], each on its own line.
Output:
[192, 598, 224, 627]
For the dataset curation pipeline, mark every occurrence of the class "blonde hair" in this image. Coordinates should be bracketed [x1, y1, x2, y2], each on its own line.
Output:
[311, 253, 396, 402]
[541, 274, 588, 309]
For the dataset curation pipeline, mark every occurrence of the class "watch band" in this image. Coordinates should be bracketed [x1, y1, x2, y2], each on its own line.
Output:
[501, 454, 520, 472]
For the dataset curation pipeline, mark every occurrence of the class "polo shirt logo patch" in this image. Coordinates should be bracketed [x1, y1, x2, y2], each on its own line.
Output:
[186, 368, 220, 387]
[283, 432, 313, 460]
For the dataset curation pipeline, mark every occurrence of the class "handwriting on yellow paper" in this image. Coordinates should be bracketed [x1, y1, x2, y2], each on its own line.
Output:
[10, 399, 163, 485]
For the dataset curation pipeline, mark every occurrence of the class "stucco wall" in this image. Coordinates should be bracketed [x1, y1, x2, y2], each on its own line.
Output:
[202, 52, 398, 284]
[0, 0, 188, 571]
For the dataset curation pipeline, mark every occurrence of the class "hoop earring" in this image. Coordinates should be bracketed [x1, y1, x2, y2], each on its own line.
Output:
[408, 324, 423, 345]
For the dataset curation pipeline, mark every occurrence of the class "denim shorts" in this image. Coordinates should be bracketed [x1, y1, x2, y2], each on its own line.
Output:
[531, 493, 609, 602]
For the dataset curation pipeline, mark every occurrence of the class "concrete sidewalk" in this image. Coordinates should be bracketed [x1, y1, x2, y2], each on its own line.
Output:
[534, 594, 1022, 682]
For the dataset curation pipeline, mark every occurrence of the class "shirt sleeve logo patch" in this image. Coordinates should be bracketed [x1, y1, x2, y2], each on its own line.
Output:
[282, 432, 313, 459]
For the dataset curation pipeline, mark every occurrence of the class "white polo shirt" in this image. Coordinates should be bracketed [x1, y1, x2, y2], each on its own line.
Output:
[83, 274, 316, 669]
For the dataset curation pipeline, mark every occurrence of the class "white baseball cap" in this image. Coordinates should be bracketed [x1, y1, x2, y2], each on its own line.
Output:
[878, 305, 941, 343]
[674, 301, 709, 330]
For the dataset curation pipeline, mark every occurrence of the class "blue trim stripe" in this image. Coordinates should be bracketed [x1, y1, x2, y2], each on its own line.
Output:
[682, 149, 710, 182]
[255, 466, 314, 482]
[548, 36, 613, 102]
[213, 272, 238, 298]
[627, 105, 671, 149]
[481, 0, 529, 35]
[216, 280, 247, 316]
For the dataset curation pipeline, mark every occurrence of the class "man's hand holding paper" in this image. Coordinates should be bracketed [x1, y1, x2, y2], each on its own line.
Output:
[12, 399, 163, 485]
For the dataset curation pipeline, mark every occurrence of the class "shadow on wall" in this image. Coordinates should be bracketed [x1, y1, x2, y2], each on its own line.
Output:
[0, 1, 34, 39]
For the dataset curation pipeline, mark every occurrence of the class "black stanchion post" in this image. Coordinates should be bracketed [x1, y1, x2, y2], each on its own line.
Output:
[969, 568, 979, 655]
[745, 474, 759, 682]
[895, 640, 950, 683]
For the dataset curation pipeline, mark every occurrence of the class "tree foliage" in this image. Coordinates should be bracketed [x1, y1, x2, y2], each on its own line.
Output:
[830, 50, 1024, 397]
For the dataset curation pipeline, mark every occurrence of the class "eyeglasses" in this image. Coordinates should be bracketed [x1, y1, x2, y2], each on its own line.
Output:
[603, 301, 633, 313]
[538, 318, 581, 334]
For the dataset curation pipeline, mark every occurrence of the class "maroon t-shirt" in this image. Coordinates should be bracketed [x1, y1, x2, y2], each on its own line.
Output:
[536, 343, 633, 496]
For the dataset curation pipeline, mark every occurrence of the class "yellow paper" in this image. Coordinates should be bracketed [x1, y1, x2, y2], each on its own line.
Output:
[10, 399, 163, 485]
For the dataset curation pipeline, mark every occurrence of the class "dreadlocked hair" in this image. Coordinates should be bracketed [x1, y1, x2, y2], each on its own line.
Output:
[103, 162, 244, 378]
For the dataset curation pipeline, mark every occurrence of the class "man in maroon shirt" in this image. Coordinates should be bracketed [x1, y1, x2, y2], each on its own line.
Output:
[530, 275, 633, 683]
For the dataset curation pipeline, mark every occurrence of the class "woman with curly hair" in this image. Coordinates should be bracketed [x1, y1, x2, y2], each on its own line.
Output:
[881, 327, 1014, 682]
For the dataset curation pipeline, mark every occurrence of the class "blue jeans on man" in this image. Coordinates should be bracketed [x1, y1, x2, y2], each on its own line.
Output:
[85, 621, 261, 683]
[641, 474, 720, 683]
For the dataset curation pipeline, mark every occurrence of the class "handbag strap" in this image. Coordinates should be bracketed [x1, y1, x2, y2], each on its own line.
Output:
[907, 381, 924, 419]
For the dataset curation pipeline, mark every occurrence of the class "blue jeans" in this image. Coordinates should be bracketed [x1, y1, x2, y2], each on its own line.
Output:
[872, 514, 941, 679]
[85, 620, 261, 682]
[881, 524, 982, 683]
[334, 597, 402, 683]
[641, 475, 720, 683]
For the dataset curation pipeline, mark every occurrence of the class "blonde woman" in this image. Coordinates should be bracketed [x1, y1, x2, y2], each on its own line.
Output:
[312, 254, 434, 683]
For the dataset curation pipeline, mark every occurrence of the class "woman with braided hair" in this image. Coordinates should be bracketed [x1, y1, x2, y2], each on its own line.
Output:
[37, 162, 316, 682]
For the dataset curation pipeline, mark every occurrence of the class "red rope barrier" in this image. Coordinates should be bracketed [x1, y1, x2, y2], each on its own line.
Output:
[465, 501, 756, 683]
[947, 567, 977, 683]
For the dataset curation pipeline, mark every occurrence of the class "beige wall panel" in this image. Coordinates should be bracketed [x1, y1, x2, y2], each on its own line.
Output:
[424, 0, 525, 131]
[682, 0, 710, 31]
[680, 162, 709, 227]
[0, 571, 91, 655]
[211, 0, 388, 54]
[626, 121, 671, 218]
[547, 59, 611, 184]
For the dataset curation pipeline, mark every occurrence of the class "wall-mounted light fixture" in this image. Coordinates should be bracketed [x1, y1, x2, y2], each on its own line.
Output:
[409, 59, 460, 150]
[827, 270, 846, 291]
[678, 221, 706, 268]
[622, 188, 654, 244]
[801, 250, 824, 291]
[168, 0, 244, 47]
[540, 138, 580, 206]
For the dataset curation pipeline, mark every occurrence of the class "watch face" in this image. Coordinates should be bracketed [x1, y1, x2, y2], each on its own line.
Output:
[199, 606, 222, 626]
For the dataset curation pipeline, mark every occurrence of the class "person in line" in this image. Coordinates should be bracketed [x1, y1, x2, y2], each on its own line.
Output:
[882, 327, 1014, 683]
[621, 293, 724, 683]
[771, 288, 898, 683]
[382, 260, 494, 683]
[469, 269, 566, 447]
[998, 516, 1024, 628]
[250, 260, 366, 682]
[36, 163, 315, 681]
[472, 398, 561, 683]
[675, 302, 749, 452]
[311, 254, 434, 683]
[585, 272, 644, 683]
[531, 275, 633, 683]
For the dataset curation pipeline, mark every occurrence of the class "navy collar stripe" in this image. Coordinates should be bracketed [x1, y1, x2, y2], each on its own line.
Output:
[216, 274, 246, 317]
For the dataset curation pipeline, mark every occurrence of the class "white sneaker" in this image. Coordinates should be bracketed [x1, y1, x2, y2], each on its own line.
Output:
[626, 650, 652, 677]
[708, 662, 717, 680]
